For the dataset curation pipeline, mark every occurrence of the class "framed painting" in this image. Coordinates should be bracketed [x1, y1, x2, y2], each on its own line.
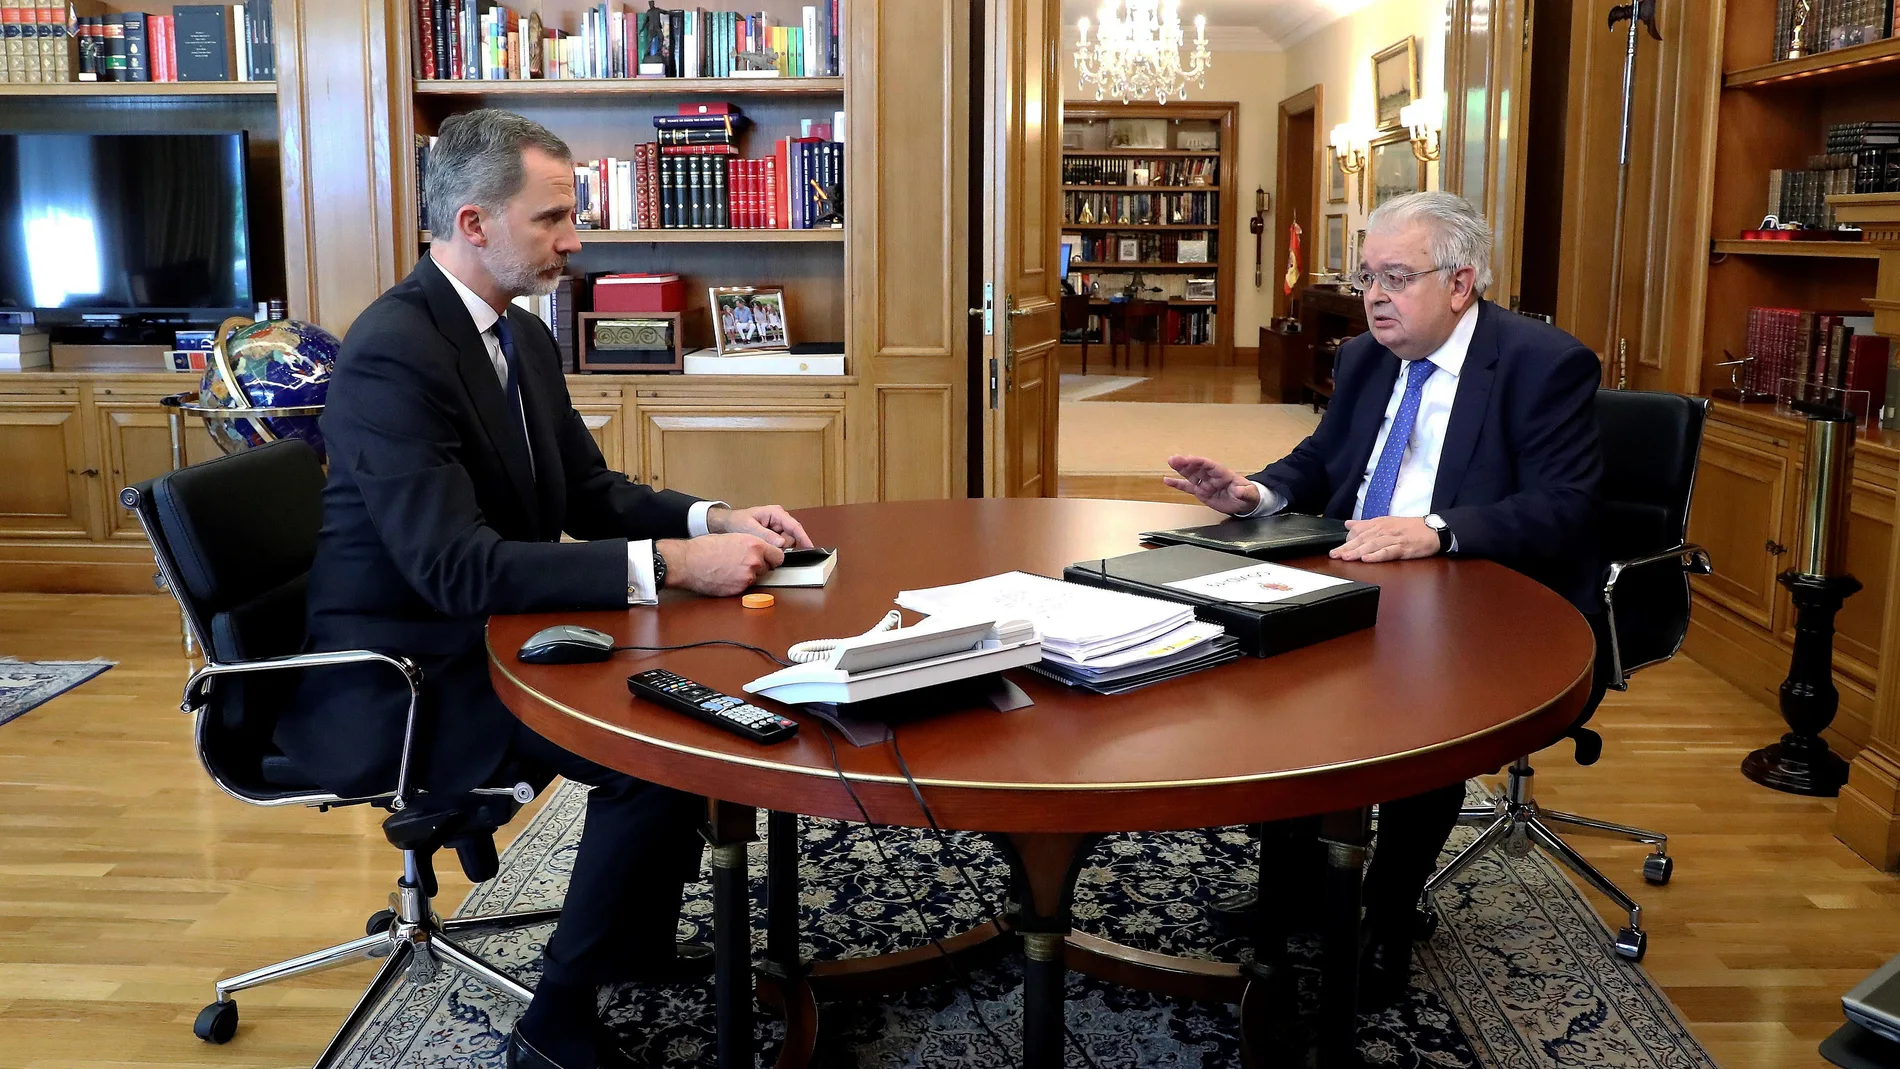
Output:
[1369, 130, 1425, 210]
[1327, 151, 1348, 204]
[1372, 36, 1419, 131]
[1324, 213, 1347, 275]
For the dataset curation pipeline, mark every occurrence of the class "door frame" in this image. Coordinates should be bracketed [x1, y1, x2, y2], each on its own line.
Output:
[1274, 84, 1324, 322]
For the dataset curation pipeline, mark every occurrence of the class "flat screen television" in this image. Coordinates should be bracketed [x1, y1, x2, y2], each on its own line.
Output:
[0, 132, 253, 319]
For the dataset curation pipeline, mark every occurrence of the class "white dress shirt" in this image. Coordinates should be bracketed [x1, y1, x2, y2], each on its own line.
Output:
[438, 261, 719, 604]
[1246, 302, 1481, 538]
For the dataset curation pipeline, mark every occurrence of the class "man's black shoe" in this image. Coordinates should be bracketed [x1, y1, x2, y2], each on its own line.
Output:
[1357, 936, 1414, 1012]
[601, 940, 714, 985]
[503, 1025, 638, 1069]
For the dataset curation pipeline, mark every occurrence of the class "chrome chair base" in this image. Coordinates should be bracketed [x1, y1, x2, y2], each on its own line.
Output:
[192, 849, 561, 1063]
[1423, 756, 1670, 962]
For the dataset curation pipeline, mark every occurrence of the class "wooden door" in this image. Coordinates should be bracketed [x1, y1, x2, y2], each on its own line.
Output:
[636, 405, 845, 511]
[96, 401, 221, 541]
[1274, 85, 1322, 323]
[0, 393, 98, 540]
[1688, 425, 1794, 629]
[977, 0, 1062, 498]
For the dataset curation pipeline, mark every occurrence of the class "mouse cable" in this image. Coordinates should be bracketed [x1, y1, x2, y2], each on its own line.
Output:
[812, 721, 1016, 1065]
[611, 640, 794, 667]
[887, 732, 1108, 1069]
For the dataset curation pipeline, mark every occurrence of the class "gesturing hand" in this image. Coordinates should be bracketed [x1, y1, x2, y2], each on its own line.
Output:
[1330, 517, 1440, 563]
[660, 534, 786, 597]
[1162, 455, 1263, 516]
[707, 505, 814, 550]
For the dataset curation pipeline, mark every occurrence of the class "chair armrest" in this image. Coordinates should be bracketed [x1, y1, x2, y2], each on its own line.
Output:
[1602, 542, 1712, 601]
[183, 650, 428, 811]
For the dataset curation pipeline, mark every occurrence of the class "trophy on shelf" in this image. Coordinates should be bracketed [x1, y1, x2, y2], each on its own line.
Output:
[1788, 0, 1812, 58]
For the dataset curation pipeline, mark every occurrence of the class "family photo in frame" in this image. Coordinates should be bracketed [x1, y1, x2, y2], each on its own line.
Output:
[710, 286, 790, 355]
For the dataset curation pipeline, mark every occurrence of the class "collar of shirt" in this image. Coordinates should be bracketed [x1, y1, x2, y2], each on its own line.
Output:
[435, 254, 505, 338]
[1417, 300, 1481, 379]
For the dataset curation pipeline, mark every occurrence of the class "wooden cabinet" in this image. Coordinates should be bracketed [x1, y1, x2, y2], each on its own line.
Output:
[1684, 403, 1900, 749]
[0, 387, 97, 541]
[1689, 422, 1796, 630]
[95, 391, 222, 542]
[635, 403, 846, 511]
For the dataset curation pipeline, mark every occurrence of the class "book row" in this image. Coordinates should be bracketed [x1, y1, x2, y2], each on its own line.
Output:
[0, 0, 268, 83]
[1743, 307, 1892, 426]
[1772, 0, 1891, 59]
[416, 2, 839, 81]
[1063, 306, 1218, 347]
[1064, 191, 1218, 227]
[1061, 155, 1217, 187]
[1068, 232, 1213, 265]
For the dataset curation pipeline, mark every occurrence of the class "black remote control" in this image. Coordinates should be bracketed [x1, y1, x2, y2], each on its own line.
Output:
[626, 668, 799, 744]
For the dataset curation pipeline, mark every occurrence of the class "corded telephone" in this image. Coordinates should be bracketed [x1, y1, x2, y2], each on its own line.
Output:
[745, 612, 1042, 706]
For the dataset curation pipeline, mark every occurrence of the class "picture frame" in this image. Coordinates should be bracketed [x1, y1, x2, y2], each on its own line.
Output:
[709, 286, 791, 355]
[577, 311, 683, 373]
[1324, 214, 1347, 275]
[1184, 276, 1216, 301]
[1177, 237, 1209, 263]
[1327, 151, 1349, 204]
[1107, 118, 1167, 149]
[1117, 237, 1141, 262]
[1369, 130, 1426, 210]
[1372, 36, 1420, 132]
[1176, 129, 1219, 151]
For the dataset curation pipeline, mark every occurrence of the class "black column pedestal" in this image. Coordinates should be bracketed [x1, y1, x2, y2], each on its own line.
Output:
[1744, 571, 1858, 797]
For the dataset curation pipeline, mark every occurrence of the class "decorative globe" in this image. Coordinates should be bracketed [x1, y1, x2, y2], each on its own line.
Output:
[197, 317, 340, 460]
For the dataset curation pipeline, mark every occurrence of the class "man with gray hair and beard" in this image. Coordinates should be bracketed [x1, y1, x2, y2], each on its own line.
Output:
[1165, 191, 1605, 1008]
[281, 109, 813, 1069]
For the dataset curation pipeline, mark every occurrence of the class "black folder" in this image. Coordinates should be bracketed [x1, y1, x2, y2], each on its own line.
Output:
[1064, 544, 1378, 658]
[1140, 513, 1350, 560]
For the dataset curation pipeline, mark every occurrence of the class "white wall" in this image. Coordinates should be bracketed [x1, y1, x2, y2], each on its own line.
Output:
[1061, 44, 1288, 347]
[1280, 0, 1446, 260]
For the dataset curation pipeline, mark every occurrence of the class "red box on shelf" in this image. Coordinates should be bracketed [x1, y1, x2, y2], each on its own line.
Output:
[593, 273, 684, 313]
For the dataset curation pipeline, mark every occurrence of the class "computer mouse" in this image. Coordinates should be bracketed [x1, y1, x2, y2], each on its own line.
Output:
[517, 624, 618, 664]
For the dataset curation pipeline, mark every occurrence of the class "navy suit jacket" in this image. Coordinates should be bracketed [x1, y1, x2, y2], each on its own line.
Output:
[1250, 300, 1604, 612]
[279, 255, 700, 797]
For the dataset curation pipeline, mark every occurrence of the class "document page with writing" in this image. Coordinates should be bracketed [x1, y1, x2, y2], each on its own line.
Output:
[897, 571, 1195, 661]
[1163, 562, 1351, 604]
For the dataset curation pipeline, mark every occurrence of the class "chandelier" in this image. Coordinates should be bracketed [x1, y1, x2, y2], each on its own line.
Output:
[1074, 0, 1212, 104]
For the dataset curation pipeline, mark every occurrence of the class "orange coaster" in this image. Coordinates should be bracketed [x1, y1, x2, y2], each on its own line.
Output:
[742, 593, 776, 609]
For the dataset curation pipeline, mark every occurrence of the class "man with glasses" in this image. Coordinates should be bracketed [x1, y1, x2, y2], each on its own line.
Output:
[1166, 191, 1603, 1007]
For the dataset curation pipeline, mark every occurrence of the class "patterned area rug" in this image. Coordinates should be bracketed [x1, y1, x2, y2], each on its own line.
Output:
[1059, 374, 1149, 402]
[0, 658, 113, 728]
[335, 781, 1717, 1069]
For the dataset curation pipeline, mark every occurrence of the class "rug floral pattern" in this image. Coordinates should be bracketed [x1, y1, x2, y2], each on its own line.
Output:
[332, 781, 1716, 1069]
[0, 658, 113, 727]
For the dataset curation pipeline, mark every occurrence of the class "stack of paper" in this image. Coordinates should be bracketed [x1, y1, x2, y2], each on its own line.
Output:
[895, 572, 1239, 694]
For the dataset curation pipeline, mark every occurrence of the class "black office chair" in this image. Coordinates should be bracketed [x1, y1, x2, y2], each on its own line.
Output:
[1422, 390, 1712, 962]
[124, 440, 558, 1064]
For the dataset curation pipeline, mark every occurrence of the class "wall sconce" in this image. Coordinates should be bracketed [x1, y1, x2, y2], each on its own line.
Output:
[1399, 93, 1444, 163]
[1329, 122, 1367, 178]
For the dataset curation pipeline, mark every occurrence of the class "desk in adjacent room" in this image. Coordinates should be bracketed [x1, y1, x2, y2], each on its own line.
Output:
[486, 498, 1595, 1069]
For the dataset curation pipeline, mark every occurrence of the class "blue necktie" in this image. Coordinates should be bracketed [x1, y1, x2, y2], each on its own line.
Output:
[491, 315, 524, 431]
[1361, 358, 1437, 520]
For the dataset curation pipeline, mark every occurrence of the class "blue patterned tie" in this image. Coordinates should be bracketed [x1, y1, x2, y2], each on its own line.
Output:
[491, 315, 524, 430]
[1360, 358, 1438, 520]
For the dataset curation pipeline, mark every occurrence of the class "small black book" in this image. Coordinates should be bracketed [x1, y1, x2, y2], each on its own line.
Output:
[1064, 543, 1378, 659]
[1141, 513, 1350, 560]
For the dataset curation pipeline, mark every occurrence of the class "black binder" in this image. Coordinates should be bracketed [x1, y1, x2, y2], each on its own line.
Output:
[1063, 544, 1378, 658]
[1140, 513, 1350, 560]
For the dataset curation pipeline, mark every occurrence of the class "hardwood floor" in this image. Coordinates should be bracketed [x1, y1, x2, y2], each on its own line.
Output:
[3, 593, 1897, 1068]
[1061, 360, 1266, 404]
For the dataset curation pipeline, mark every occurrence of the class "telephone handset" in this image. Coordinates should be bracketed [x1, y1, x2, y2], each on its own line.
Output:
[788, 609, 903, 664]
[747, 612, 1043, 705]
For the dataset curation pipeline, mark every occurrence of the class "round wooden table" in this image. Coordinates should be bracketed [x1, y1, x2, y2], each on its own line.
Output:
[487, 498, 1595, 1069]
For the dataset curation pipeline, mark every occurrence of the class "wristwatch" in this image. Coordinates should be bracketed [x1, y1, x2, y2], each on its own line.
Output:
[1424, 514, 1453, 555]
[651, 546, 669, 591]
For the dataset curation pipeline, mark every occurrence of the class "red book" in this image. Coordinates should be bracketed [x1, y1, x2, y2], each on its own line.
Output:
[448, 7, 462, 80]
[149, 16, 168, 81]
[418, 0, 436, 78]
[744, 159, 759, 229]
[659, 144, 741, 155]
[727, 159, 739, 232]
[1845, 334, 1891, 412]
[678, 101, 739, 115]
[763, 156, 779, 229]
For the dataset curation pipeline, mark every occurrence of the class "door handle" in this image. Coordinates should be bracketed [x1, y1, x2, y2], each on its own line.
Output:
[1007, 305, 1035, 317]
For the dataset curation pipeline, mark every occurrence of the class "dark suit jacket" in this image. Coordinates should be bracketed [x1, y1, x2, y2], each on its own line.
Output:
[278, 255, 700, 797]
[1251, 300, 1603, 611]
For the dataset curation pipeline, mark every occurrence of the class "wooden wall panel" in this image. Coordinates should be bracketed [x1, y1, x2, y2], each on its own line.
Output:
[876, 386, 955, 501]
[846, 0, 971, 502]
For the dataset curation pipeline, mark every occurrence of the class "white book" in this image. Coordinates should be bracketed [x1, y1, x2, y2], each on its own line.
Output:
[683, 349, 843, 375]
[802, 6, 817, 75]
[0, 331, 50, 355]
[234, 5, 251, 80]
[754, 548, 838, 588]
[615, 159, 633, 229]
[0, 347, 52, 371]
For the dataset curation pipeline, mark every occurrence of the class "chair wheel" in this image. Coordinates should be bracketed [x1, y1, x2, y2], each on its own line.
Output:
[1614, 927, 1647, 962]
[366, 909, 396, 936]
[193, 1000, 238, 1044]
[1643, 853, 1673, 885]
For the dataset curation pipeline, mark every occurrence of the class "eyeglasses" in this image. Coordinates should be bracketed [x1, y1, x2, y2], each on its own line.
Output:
[1349, 265, 1449, 294]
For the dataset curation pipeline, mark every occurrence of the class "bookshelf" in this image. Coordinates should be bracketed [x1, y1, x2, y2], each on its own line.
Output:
[0, 80, 277, 97]
[393, 0, 849, 361]
[1058, 101, 1238, 365]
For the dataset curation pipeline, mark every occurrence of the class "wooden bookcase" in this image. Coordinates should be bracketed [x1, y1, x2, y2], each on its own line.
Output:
[391, 0, 849, 361]
[1675, 0, 1900, 755]
[1057, 101, 1237, 366]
